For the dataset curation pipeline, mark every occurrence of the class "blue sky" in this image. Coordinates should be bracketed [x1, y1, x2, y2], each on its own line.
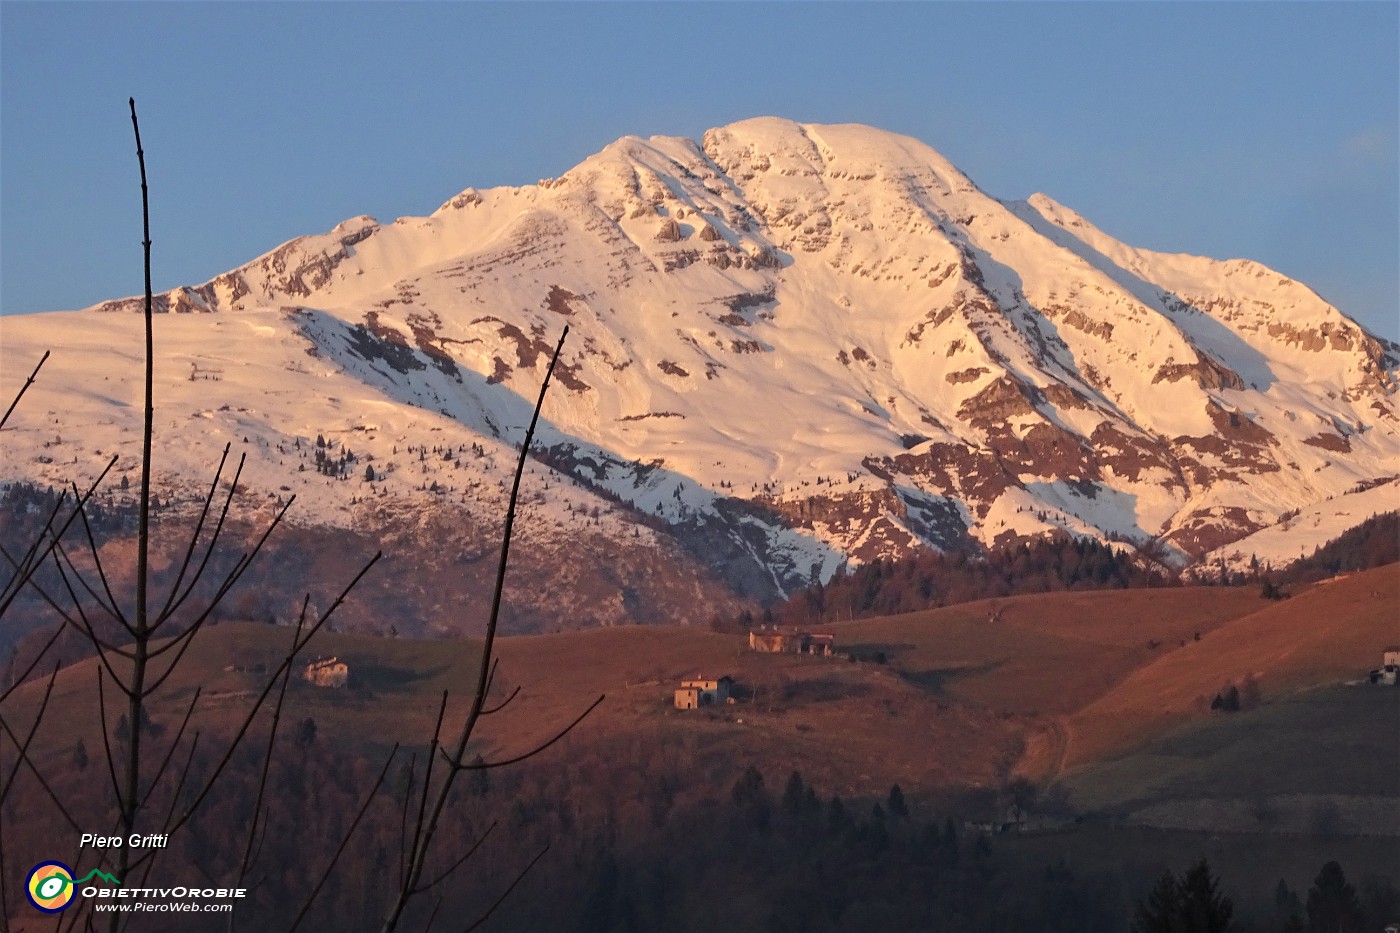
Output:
[2, 2, 1396, 340]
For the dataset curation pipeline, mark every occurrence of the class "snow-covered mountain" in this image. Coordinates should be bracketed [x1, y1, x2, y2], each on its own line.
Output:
[3, 118, 1396, 629]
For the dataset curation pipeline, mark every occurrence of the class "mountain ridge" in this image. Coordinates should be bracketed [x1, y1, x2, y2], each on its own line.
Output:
[3, 117, 1396, 631]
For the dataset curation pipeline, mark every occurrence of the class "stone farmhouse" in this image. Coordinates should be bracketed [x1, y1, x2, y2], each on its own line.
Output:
[748, 627, 836, 656]
[674, 675, 733, 709]
[303, 656, 349, 688]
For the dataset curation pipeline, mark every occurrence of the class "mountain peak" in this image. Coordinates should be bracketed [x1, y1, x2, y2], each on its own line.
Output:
[8, 119, 1391, 607]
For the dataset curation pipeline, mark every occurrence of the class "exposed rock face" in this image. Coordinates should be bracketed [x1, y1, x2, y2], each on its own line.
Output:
[5, 117, 1397, 628]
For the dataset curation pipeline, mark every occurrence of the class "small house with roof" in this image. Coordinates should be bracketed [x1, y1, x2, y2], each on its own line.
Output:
[1369, 647, 1400, 686]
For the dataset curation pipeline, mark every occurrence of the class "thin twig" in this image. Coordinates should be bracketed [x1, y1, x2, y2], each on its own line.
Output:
[381, 328, 575, 932]
[165, 554, 380, 836]
[95, 669, 123, 806]
[415, 821, 497, 895]
[406, 692, 449, 890]
[153, 444, 232, 623]
[0, 714, 80, 832]
[0, 613, 64, 705]
[0, 663, 60, 805]
[287, 744, 399, 933]
[478, 685, 521, 717]
[0, 454, 116, 619]
[448, 695, 604, 771]
[236, 608, 306, 884]
[396, 752, 418, 893]
[460, 845, 549, 933]
[0, 349, 49, 430]
[151, 495, 295, 647]
[68, 485, 130, 629]
[138, 686, 201, 810]
[46, 537, 128, 641]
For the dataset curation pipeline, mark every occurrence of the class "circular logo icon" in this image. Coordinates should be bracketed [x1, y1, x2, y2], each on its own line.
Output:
[26, 861, 75, 913]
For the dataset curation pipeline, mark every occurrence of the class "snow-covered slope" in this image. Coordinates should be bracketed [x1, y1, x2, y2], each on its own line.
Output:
[1204, 478, 1399, 572]
[3, 118, 1397, 622]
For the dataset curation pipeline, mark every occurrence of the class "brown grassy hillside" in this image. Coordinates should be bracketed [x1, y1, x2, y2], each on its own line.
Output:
[4, 572, 1391, 805]
[1063, 563, 1399, 770]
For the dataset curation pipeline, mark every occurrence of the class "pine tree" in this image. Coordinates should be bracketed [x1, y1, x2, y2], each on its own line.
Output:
[1274, 878, 1305, 932]
[887, 783, 908, 818]
[1133, 871, 1182, 933]
[296, 717, 317, 748]
[1179, 860, 1233, 933]
[1134, 860, 1233, 933]
[1307, 861, 1363, 933]
[781, 771, 806, 817]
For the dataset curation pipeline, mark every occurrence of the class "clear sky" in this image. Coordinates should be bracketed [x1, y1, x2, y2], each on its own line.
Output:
[2, 2, 1396, 340]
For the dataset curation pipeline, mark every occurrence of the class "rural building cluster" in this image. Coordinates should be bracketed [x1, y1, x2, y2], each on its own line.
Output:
[747, 626, 836, 656]
[303, 656, 349, 688]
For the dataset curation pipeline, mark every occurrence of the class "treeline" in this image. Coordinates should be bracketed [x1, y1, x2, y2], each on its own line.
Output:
[743, 535, 1174, 628]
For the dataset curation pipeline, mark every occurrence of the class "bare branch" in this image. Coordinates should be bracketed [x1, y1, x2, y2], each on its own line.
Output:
[422, 897, 444, 933]
[0, 713, 80, 832]
[137, 686, 201, 810]
[0, 663, 59, 805]
[43, 546, 134, 688]
[287, 744, 399, 933]
[381, 327, 570, 932]
[165, 553, 381, 837]
[68, 484, 130, 628]
[406, 691, 449, 887]
[460, 845, 549, 933]
[112, 97, 156, 922]
[157, 730, 201, 836]
[414, 821, 496, 895]
[46, 537, 128, 638]
[396, 752, 418, 893]
[478, 684, 521, 717]
[0, 349, 49, 431]
[0, 614, 63, 705]
[151, 493, 295, 643]
[0, 487, 69, 613]
[236, 609, 305, 883]
[0, 450, 116, 629]
[153, 444, 233, 623]
[95, 669, 125, 806]
[448, 694, 603, 772]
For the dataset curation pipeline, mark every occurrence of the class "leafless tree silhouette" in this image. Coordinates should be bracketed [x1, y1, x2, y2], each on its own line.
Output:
[0, 98, 598, 933]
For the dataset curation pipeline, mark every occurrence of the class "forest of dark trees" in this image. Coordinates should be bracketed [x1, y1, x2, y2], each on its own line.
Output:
[1278, 511, 1398, 584]
[743, 535, 1174, 629]
[7, 721, 1393, 932]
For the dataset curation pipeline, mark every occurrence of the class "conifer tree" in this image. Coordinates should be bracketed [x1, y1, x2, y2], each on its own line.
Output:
[1307, 861, 1364, 933]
